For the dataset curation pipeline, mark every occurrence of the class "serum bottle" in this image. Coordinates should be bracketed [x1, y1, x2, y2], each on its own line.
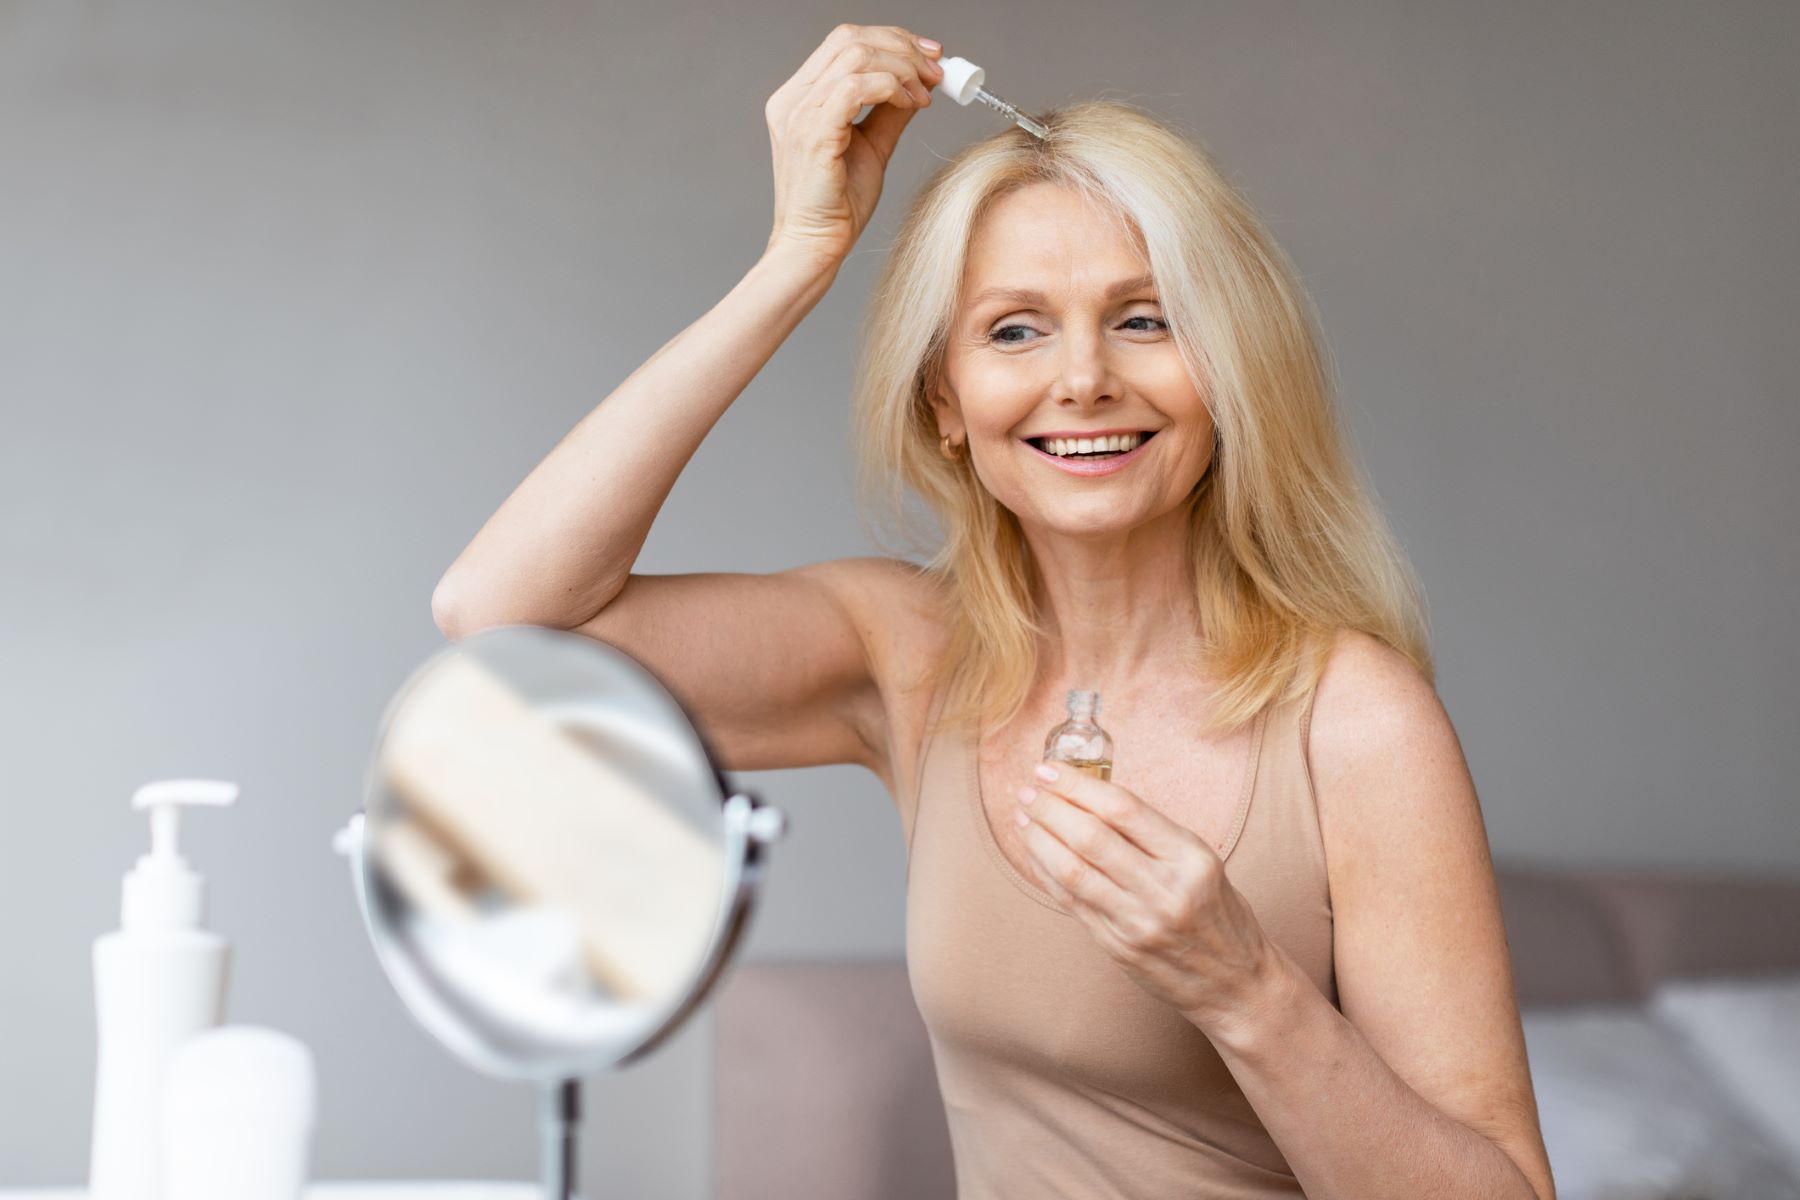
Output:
[1042, 690, 1114, 780]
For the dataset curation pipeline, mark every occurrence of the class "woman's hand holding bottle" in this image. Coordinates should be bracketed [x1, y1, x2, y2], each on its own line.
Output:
[763, 24, 944, 274]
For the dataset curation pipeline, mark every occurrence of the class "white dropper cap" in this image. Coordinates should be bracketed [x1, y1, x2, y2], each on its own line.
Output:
[935, 55, 987, 105]
[121, 778, 239, 930]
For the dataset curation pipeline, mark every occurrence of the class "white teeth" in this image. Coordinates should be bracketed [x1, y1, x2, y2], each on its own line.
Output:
[1037, 432, 1145, 457]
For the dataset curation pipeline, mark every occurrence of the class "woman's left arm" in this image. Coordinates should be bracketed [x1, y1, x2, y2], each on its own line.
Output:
[1199, 632, 1556, 1200]
[1017, 630, 1556, 1198]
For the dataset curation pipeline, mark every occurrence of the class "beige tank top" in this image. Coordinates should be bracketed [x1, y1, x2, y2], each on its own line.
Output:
[899, 665, 1337, 1198]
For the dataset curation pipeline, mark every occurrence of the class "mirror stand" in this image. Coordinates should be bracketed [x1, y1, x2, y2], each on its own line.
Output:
[540, 1078, 579, 1200]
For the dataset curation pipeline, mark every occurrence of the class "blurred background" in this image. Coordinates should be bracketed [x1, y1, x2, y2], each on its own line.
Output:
[2, 0, 1795, 1194]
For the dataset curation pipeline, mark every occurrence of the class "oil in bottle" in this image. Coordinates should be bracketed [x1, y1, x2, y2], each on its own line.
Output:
[1042, 690, 1114, 780]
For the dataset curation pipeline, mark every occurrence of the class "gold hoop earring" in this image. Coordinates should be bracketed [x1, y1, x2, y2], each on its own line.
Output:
[940, 433, 965, 461]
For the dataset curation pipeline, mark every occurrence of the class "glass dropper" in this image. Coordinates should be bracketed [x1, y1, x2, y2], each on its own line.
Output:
[933, 55, 1049, 139]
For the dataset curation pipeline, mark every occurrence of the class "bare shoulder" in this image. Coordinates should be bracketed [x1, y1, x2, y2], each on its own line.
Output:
[1305, 629, 1458, 819]
[1305, 627, 1476, 918]
[811, 555, 955, 787]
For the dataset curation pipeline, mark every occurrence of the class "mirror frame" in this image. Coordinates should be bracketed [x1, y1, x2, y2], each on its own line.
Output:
[339, 625, 788, 1083]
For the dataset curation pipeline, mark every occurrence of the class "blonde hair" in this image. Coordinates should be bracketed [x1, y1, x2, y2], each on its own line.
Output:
[851, 99, 1433, 739]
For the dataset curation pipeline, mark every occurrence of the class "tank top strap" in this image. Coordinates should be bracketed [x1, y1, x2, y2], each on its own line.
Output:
[1226, 684, 1336, 1003]
[899, 661, 958, 846]
[1299, 680, 1320, 756]
[1235, 688, 1328, 875]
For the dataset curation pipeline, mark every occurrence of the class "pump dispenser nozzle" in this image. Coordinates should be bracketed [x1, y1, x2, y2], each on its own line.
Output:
[121, 779, 239, 931]
[933, 56, 1049, 139]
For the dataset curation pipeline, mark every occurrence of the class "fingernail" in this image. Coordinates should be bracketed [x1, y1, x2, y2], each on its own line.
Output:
[1034, 762, 1059, 782]
[918, 37, 942, 52]
[1016, 785, 1037, 805]
[1013, 808, 1031, 827]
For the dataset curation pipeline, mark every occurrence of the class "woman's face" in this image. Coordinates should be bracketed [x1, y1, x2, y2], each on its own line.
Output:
[934, 182, 1216, 540]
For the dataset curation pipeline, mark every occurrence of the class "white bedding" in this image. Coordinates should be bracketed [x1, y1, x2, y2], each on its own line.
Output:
[1520, 1004, 1800, 1199]
[1650, 972, 1800, 1179]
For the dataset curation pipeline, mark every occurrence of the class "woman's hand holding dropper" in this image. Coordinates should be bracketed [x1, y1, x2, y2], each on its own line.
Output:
[433, 26, 939, 635]
[764, 24, 944, 274]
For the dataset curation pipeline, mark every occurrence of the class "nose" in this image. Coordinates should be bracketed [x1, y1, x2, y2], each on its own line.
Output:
[1051, 323, 1119, 410]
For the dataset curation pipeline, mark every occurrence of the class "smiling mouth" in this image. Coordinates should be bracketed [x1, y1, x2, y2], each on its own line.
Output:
[1023, 430, 1157, 460]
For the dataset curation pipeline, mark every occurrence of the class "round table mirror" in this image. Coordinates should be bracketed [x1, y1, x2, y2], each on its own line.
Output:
[336, 624, 788, 1199]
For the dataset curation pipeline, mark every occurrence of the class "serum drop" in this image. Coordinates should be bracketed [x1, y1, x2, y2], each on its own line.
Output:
[1042, 690, 1114, 780]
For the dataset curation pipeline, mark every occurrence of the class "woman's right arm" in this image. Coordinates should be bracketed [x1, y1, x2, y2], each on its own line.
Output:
[433, 25, 946, 775]
[430, 244, 843, 638]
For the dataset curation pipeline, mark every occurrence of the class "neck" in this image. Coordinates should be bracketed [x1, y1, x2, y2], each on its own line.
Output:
[1023, 502, 1200, 694]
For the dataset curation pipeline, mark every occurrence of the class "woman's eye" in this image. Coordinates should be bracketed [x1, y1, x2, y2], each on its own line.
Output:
[986, 315, 1167, 345]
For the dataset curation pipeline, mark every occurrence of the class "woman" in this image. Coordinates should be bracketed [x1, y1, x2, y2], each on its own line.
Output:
[433, 23, 1555, 1200]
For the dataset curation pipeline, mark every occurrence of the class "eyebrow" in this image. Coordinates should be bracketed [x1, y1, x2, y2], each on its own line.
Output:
[965, 271, 1159, 311]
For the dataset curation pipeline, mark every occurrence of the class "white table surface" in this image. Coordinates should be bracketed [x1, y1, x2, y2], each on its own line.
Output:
[1, 1187, 537, 1199]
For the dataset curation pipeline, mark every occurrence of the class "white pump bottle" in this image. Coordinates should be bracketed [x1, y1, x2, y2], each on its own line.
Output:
[89, 778, 238, 1200]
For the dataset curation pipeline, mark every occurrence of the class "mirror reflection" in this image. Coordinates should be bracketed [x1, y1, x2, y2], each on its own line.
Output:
[359, 625, 738, 1078]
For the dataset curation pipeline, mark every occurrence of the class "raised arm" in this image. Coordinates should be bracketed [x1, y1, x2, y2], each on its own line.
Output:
[432, 25, 946, 775]
[429, 245, 843, 637]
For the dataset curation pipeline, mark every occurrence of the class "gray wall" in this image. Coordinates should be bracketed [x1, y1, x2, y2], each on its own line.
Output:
[2, 0, 1794, 1189]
